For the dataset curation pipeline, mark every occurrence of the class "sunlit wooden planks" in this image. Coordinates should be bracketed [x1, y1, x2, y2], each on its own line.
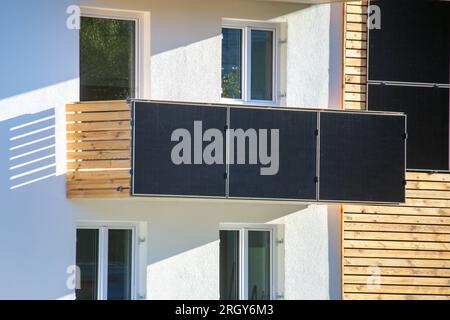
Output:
[343, 1, 368, 110]
[66, 100, 131, 112]
[343, 171, 450, 300]
[66, 101, 132, 198]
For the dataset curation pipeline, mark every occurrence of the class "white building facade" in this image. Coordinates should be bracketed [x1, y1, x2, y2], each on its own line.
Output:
[0, 0, 343, 300]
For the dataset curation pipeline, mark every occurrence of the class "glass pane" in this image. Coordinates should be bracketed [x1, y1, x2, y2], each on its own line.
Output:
[222, 28, 242, 99]
[80, 17, 136, 101]
[76, 229, 99, 300]
[250, 30, 273, 101]
[220, 230, 240, 300]
[107, 229, 133, 300]
[248, 231, 271, 300]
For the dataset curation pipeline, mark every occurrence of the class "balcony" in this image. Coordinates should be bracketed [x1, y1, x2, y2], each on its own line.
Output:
[66, 100, 406, 203]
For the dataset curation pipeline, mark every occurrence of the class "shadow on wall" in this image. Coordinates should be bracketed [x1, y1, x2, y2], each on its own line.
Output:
[0, 108, 76, 300]
[6, 108, 57, 190]
[327, 205, 341, 300]
[71, 199, 308, 299]
[145, 0, 308, 56]
[328, 3, 343, 110]
[71, 198, 308, 264]
[134, 0, 310, 102]
[72, 199, 341, 299]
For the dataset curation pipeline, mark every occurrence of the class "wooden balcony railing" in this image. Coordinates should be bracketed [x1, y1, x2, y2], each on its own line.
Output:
[66, 101, 132, 198]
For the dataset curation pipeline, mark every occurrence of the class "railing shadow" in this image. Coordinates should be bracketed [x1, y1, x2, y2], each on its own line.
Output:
[1, 109, 57, 191]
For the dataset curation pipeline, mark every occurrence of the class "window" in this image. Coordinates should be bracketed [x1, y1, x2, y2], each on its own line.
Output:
[221, 22, 277, 104]
[79, 8, 149, 101]
[220, 225, 276, 300]
[80, 17, 135, 101]
[76, 225, 136, 300]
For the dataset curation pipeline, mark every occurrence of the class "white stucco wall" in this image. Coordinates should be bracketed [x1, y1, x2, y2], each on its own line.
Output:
[0, 0, 342, 300]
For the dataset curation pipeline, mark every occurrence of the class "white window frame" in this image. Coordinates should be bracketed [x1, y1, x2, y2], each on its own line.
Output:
[221, 20, 280, 106]
[76, 221, 144, 300]
[220, 223, 278, 300]
[80, 7, 151, 99]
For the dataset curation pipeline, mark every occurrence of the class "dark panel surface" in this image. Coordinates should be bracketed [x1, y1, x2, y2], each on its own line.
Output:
[228, 108, 317, 200]
[368, 85, 449, 170]
[132, 102, 227, 197]
[368, 0, 450, 84]
[319, 112, 405, 203]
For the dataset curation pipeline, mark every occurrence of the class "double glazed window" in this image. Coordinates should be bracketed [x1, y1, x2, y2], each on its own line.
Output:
[222, 24, 276, 103]
[220, 227, 274, 300]
[80, 15, 136, 101]
[76, 227, 134, 300]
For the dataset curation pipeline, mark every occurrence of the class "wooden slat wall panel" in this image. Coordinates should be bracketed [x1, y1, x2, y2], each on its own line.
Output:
[343, 172, 450, 300]
[66, 101, 132, 198]
[343, 1, 368, 110]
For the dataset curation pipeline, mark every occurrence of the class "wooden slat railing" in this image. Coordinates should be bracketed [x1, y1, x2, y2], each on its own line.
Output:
[66, 101, 132, 198]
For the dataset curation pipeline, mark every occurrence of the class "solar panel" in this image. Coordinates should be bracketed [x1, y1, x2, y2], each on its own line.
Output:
[368, 0, 450, 84]
[368, 84, 449, 171]
[132, 101, 227, 197]
[319, 112, 406, 203]
[228, 107, 317, 200]
[132, 101, 406, 203]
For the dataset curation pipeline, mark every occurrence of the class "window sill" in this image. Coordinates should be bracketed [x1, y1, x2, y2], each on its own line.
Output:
[220, 98, 281, 108]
